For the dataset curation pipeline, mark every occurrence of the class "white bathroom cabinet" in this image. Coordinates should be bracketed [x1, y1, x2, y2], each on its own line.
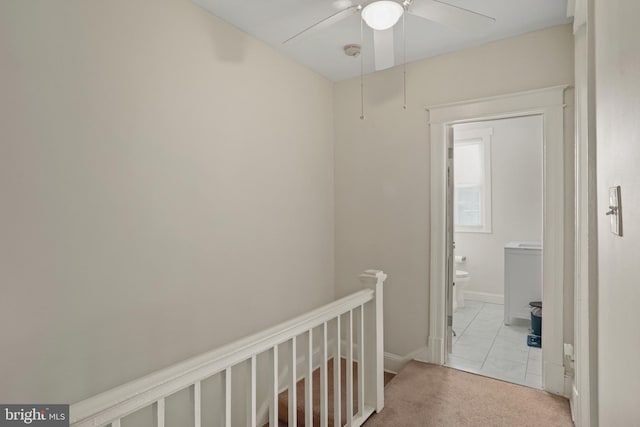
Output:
[504, 241, 542, 325]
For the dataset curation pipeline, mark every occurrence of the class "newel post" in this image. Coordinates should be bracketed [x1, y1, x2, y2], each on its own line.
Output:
[360, 269, 387, 413]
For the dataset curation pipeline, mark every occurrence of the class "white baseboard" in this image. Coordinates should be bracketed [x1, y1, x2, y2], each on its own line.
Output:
[384, 352, 405, 374]
[464, 291, 504, 305]
[411, 346, 430, 364]
[339, 339, 424, 374]
[385, 346, 429, 373]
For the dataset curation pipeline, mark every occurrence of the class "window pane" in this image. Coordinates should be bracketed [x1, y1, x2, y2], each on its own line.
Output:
[453, 129, 492, 233]
[455, 186, 482, 227]
[454, 140, 483, 186]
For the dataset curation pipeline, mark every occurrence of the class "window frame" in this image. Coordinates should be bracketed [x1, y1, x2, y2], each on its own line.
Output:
[453, 127, 493, 233]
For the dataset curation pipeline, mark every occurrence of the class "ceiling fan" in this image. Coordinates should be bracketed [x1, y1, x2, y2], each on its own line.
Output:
[284, 0, 496, 71]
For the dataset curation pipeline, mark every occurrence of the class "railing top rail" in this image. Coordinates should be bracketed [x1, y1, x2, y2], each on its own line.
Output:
[70, 288, 375, 426]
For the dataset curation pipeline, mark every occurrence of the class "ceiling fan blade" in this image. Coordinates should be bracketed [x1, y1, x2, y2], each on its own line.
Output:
[408, 0, 495, 32]
[283, 5, 361, 44]
[373, 29, 395, 71]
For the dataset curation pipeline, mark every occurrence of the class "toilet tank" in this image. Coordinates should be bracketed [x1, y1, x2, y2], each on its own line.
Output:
[504, 241, 542, 325]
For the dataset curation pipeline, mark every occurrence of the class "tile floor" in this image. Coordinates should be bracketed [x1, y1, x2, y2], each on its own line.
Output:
[446, 300, 542, 389]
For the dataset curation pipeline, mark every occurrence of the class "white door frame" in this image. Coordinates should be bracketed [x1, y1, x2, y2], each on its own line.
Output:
[572, 0, 598, 422]
[425, 86, 570, 395]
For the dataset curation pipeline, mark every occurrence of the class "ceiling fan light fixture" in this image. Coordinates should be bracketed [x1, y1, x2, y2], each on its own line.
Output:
[361, 0, 404, 31]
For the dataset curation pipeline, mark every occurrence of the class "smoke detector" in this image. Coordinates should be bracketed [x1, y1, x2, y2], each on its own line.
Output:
[343, 44, 361, 58]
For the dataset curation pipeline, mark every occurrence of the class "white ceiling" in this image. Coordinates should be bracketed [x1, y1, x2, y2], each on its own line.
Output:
[193, 0, 572, 81]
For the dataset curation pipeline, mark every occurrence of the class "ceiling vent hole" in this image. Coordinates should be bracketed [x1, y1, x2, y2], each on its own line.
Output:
[343, 44, 361, 58]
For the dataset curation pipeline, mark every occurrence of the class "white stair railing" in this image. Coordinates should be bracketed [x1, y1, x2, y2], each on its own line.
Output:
[70, 270, 386, 427]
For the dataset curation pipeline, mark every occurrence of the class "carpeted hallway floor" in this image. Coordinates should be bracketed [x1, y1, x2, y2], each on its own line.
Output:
[364, 361, 573, 427]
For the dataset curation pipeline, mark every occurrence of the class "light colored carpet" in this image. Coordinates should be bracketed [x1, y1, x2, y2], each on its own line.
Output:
[364, 361, 573, 427]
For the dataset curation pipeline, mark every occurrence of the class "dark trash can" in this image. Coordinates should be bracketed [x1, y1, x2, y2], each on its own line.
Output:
[528, 301, 542, 348]
[530, 301, 542, 336]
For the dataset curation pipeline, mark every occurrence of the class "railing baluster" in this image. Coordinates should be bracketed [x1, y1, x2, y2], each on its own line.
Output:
[358, 305, 365, 417]
[250, 355, 257, 427]
[306, 329, 313, 427]
[333, 315, 341, 427]
[270, 346, 279, 426]
[289, 336, 297, 427]
[346, 310, 353, 424]
[320, 322, 328, 427]
[156, 398, 165, 427]
[225, 367, 232, 427]
[194, 381, 201, 427]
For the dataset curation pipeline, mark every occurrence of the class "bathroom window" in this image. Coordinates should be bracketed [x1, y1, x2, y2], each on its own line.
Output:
[454, 128, 493, 233]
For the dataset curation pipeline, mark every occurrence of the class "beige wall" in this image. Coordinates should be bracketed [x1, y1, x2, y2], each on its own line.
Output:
[455, 115, 543, 300]
[334, 25, 574, 357]
[594, 0, 640, 424]
[0, 0, 335, 404]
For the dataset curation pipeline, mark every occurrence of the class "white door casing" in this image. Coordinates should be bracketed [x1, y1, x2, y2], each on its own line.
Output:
[445, 127, 454, 357]
[572, 0, 598, 423]
[425, 86, 570, 396]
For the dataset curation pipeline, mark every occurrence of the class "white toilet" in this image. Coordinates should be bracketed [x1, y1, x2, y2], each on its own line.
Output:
[453, 256, 470, 311]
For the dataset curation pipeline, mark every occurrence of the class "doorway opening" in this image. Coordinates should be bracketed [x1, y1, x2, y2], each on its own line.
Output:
[447, 115, 543, 389]
[425, 86, 570, 396]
